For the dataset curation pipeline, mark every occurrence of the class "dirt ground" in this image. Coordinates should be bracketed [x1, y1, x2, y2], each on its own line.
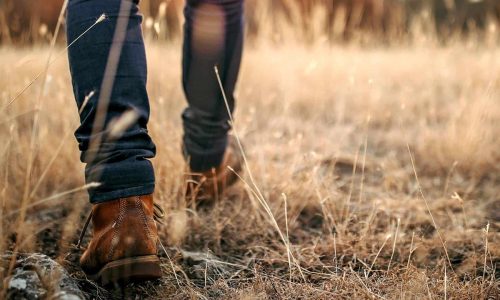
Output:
[0, 42, 499, 299]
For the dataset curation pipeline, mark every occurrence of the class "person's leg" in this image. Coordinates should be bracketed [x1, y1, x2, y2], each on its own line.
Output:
[67, 0, 155, 204]
[182, 0, 244, 173]
[66, 0, 161, 284]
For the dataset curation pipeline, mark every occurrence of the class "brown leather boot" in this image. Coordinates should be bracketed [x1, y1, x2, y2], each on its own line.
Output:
[186, 136, 243, 204]
[78, 194, 163, 285]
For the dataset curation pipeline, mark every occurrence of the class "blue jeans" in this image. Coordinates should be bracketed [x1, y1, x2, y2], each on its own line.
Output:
[66, 0, 244, 203]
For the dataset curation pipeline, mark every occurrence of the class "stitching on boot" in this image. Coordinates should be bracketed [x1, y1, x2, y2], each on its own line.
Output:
[135, 196, 156, 245]
[107, 198, 126, 261]
[135, 196, 153, 240]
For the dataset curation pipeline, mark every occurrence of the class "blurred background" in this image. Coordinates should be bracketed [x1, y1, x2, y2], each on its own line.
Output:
[0, 1, 498, 298]
[1, 0, 500, 45]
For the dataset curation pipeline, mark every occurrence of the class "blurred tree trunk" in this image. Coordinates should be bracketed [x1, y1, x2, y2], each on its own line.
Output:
[0, 1, 13, 44]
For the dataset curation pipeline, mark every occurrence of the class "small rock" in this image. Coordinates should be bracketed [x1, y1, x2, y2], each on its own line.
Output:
[2, 252, 84, 300]
[181, 250, 231, 280]
[6, 269, 46, 300]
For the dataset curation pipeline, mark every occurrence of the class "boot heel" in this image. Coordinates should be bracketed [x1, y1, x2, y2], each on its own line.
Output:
[96, 255, 161, 285]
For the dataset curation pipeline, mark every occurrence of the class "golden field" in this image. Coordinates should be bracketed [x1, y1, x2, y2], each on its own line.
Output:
[0, 32, 499, 298]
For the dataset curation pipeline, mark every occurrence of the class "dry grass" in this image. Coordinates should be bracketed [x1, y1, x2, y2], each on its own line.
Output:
[0, 37, 499, 298]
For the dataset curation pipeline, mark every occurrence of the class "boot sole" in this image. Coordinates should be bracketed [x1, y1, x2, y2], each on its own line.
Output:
[89, 255, 162, 286]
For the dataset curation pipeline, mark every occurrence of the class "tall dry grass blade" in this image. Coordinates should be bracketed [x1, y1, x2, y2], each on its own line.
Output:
[215, 66, 305, 281]
[451, 192, 469, 230]
[4, 14, 106, 109]
[16, 0, 69, 253]
[28, 130, 70, 199]
[86, 1, 132, 168]
[157, 238, 182, 289]
[79, 91, 96, 114]
[282, 193, 292, 282]
[387, 217, 400, 271]
[406, 231, 415, 271]
[407, 143, 454, 271]
[227, 165, 306, 280]
[366, 234, 391, 278]
[29, 90, 94, 200]
[443, 161, 458, 196]
[8, 183, 101, 217]
[482, 222, 489, 281]
[107, 109, 140, 139]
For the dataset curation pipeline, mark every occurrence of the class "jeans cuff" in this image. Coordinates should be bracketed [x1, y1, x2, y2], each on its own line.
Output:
[89, 182, 155, 204]
[183, 148, 226, 172]
[85, 158, 156, 203]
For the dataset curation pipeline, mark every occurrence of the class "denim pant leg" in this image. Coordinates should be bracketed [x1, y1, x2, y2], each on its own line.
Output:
[67, 0, 155, 203]
[182, 0, 244, 172]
